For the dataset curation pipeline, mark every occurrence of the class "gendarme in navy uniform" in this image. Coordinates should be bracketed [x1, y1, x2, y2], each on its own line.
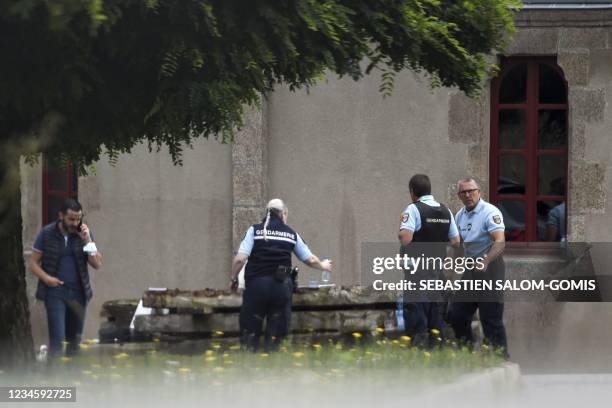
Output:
[399, 174, 460, 348]
[450, 178, 508, 357]
[230, 199, 332, 352]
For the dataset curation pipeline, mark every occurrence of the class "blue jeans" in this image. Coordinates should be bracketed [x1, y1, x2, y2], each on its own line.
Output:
[45, 286, 87, 358]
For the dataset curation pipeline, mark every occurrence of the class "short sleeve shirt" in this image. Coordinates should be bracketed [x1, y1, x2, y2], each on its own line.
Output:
[400, 195, 459, 239]
[455, 199, 505, 258]
[238, 226, 313, 262]
[546, 202, 566, 239]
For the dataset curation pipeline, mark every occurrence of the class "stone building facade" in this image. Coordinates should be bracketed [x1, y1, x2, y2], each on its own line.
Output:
[21, 3, 612, 369]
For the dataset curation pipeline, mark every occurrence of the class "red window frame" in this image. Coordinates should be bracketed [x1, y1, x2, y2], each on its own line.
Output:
[42, 159, 78, 225]
[490, 57, 568, 242]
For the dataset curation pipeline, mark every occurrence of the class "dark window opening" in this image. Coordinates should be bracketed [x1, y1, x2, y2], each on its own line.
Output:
[491, 58, 568, 242]
[43, 158, 78, 225]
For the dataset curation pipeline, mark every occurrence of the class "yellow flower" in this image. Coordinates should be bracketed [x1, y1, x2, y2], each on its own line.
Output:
[212, 344, 221, 350]
[260, 353, 269, 358]
[293, 362, 303, 367]
[113, 353, 129, 360]
[79, 343, 90, 350]
[400, 335, 411, 343]
[424, 352, 432, 358]
[153, 337, 161, 343]
[178, 367, 191, 373]
[352, 332, 362, 339]
[431, 329, 441, 335]
[335, 343, 343, 350]
[312, 344, 322, 350]
[213, 331, 224, 337]
[292, 352, 305, 358]
[229, 345, 240, 351]
[205, 350, 214, 356]
[375, 327, 385, 334]
[205, 356, 216, 362]
[482, 344, 490, 351]
[392, 340, 400, 345]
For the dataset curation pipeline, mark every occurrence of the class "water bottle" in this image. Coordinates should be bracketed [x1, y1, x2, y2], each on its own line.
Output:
[321, 257, 331, 283]
[396, 295, 405, 331]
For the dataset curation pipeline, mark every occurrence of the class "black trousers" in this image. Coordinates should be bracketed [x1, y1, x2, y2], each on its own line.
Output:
[404, 302, 444, 348]
[449, 301, 507, 351]
[239, 275, 292, 352]
[449, 257, 508, 353]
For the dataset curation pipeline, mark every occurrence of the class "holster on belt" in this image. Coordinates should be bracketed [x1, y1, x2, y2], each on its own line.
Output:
[274, 265, 291, 282]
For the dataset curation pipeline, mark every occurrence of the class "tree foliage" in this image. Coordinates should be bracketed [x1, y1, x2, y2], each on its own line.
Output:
[1, 0, 519, 167]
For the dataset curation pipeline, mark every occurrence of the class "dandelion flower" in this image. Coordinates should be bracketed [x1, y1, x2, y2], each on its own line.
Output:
[205, 356, 216, 362]
[424, 352, 432, 358]
[292, 352, 305, 358]
[213, 331, 224, 337]
[113, 353, 129, 360]
[352, 332, 362, 339]
[400, 335, 411, 343]
[178, 367, 191, 374]
[260, 353, 269, 358]
[205, 350, 214, 356]
[312, 344, 322, 350]
[431, 329, 440, 335]
[376, 327, 385, 334]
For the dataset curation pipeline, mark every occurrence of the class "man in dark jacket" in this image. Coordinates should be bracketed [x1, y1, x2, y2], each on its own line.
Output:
[30, 198, 102, 359]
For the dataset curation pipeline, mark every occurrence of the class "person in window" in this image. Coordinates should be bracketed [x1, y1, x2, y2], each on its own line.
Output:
[30, 198, 102, 359]
[546, 202, 566, 242]
[546, 177, 566, 242]
[229, 198, 332, 352]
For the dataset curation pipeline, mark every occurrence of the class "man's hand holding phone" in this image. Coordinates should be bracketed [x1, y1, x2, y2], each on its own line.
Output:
[79, 222, 92, 243]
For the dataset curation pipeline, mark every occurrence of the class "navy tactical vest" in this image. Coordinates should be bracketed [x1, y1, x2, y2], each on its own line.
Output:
[244, 214, 297, 281]
[35, 222, 92, 301]
[402, 201, 452, 268]
[412, 201, 452, 242]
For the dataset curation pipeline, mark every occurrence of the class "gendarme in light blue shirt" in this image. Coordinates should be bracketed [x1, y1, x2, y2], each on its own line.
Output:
[455, 199, 505, 258]
[400, 195, 459, 239]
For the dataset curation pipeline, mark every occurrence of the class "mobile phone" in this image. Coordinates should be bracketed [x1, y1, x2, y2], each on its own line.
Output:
[78, 219, 83, 232]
